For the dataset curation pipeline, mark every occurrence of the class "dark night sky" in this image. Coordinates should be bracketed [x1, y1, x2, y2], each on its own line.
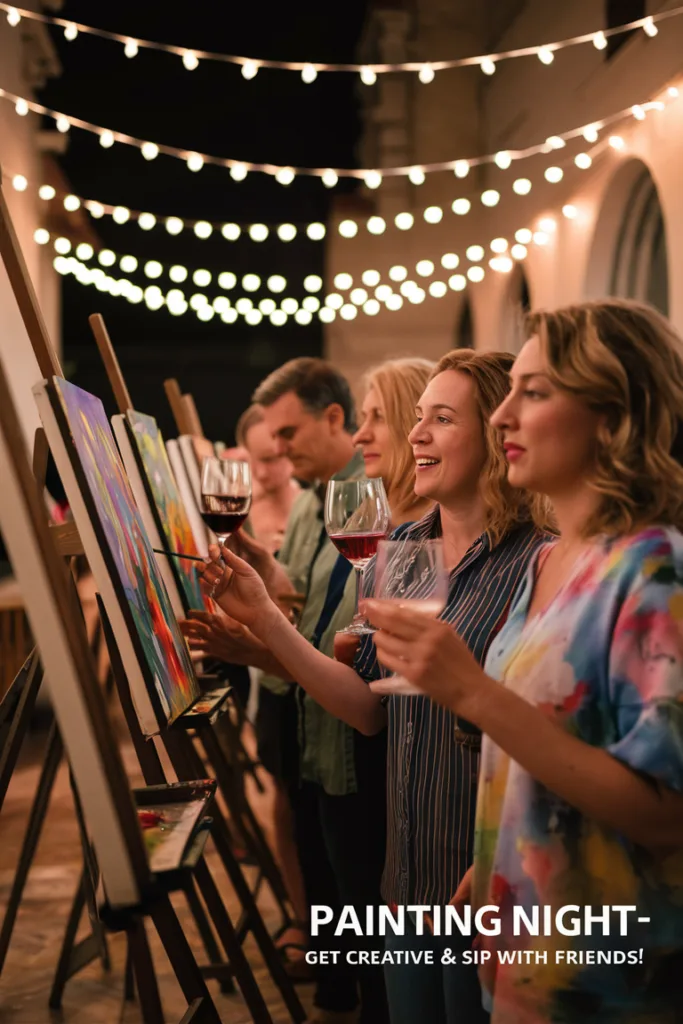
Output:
[38, 0, 369, 441]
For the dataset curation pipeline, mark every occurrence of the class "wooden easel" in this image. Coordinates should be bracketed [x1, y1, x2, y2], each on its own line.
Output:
[164, 377, 192, 436]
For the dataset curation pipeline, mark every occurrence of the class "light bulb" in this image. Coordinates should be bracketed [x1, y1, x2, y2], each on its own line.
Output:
[141, 142, 158, 161]
[277, 223, 297, 242]
[230, 163, 248, 181]
[418, 64, 435, 84]
[235, 297, 253, 314]
[395, 212, 414, 231]
[259, 298, 276, 314]
[583, 124, 600, 143]
[144, 260, 163, 279]
[63, 194, 80, 211]
[575, 153, 592, 170]
[12, 174, 27, 192]
[218, 271, 237, 289]
[386, 294, 403, 311]
[53, 256, 70, 275]
[120, 255, 138, 273]
[138, 212, 156, 230]
[303, 296, 320, 312]
[183, 50, 199, 70]
[466, 245, 485, 262]
[319, 307, 336, 323]
[7, 8, 20, 27]
[34, 228, 50, 245]
[75, 243, 93, 260]
[350, 288, 368, 305]
[454, 160, 470, 178]
[429, 281, 447, 298]
[340, 304, 358, 321]
[367, 216, 386, 235]
[276, 168, 295, 186]
[64, 22, 78, 41]
[409, 166, 426, 185]
[322, 169, 338, 188]
[168, 300, 188, 316]
[424, 206, 443, 224]
[221, 308, 238, 324]
[339, 219, 358, 238]
[533, 231, 550, 246]
[267, 274, 286, 293]
[389, 265, 407, 282]
[408, 288, 425, 304]
[631, 105, 646, 121]
[281, 298, 299, 315]
[100, 130, 115, 148]
[362, 270, 380, 287]
[609, 135, 625, 150]
[334, 272, 353, 290]
[364, 170, 382, 189]
[513, 177, 532, 195]
[164, 216, 183, 236]
[362, 299, 380, 316]
[593, 31, 607, 50]
[537, 47, 555, 65]
[539, 217, 556, 232]
[441, 253, 459, 270]
[325, 293, 344, 310]
[544, 166, 563, 183]
[187, 153, 204, 172]
[38, 185, 56, 200]
[467, 266, 485, 283]
[87, 201, 105, 218]
[270, 310, 287, 326]
[15, 98, 29, 116]
[515, 228, 533, 244]
[56, 116, 70, 133]
[546, 135, 565, 149]
[481, 189, 500, 207]
[399, 281, 417, 297]
[307, 222, 326, 240]
[54, 237, 71, 255]
[562, 204, 578, 219]
[642, 16, 658, 37]
[249, 224, 269, 242]
[304, 274, 323, 292]
[416, 260, 434, 277]
[452, 198, 471, 215]
[295, 308, 312, 325]
[127, 285, 144, 304]
[243, 274, 261, 292]
[98, 249, 116, 267]
[197, 306, 214, 322]
[194, 221, 213, 239]
[301, 64, 317, 83]
[668, 86, 679, 98]
[490, 256, 513, 273]
[124, 39, 138, 58]
[490, 237, 508, 253]
[375, 284, 392, 301]
[241, 61, 259, 80]
[360, 66, 377, 86]
[221, 223, 241, 241]
[192, 269, 211, 287]
[510, 243, 528, 260]
[113, 206, 130, 224]
[480, 58, 496, 75]
[494, 150, 512, 169]
[246, 309, 263, 325]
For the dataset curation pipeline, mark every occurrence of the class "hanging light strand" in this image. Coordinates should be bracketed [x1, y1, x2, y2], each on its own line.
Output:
[1, 1, 678, 81]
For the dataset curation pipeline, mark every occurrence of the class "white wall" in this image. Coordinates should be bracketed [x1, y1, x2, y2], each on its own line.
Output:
[325, 0, 683, 389]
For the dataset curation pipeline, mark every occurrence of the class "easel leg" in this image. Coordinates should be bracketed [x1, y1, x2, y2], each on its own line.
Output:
[193, 857, 273, 1024]
[149, 895, 222, 1024]
[128, 915, 165, 1024]
[0, 720, 62, 973]
[184, 878, 234, 994]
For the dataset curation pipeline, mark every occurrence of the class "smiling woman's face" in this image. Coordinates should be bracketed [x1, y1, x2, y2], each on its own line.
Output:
[352, 386, 393, 482]
[408, 370, 487, 506]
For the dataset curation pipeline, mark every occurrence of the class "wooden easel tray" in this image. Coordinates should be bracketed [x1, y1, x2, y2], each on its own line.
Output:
[133, 779, 215, 875]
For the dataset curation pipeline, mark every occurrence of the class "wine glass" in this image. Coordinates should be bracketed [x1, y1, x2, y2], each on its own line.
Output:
[200, 457, 252, 547]
[325, 478, 390, 635]
[368, 538, 448, 695]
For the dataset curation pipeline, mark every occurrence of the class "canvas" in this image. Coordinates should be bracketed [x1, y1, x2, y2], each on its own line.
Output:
[35, 377, 200, 732]
[167, 439, 209, 556]
[125, 410, 206, 614]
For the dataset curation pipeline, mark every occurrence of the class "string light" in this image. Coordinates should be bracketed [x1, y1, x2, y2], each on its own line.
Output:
[513, 178, 531, 195]
[409, 167, 426, 185]
[301, 64, 317, 83]
[494, 151, 512, 169]
[100, 130, 115, 148]
[642, 16, 658, 37]
[480, 58, 496, 76]
[454, 160, 470, 178]
[124, 39, 138, 58]
[187, 153, 204, 172]
[593, 31, 607, 50]
[241, 61, 259, 80]
[182, 50, 199, 70]
[574, 153, 592, 169]
[544, 166, 563, 183]
[360, 66, 377, 86]
[418, 64, 435, 84]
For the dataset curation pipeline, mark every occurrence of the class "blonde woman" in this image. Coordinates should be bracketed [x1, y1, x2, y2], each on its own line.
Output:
[366, 300, 683, 1022]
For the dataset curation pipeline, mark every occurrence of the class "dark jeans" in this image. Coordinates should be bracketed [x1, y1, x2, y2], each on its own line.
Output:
[384, 918, 489, 1024]
[290, 731, 389, 1024]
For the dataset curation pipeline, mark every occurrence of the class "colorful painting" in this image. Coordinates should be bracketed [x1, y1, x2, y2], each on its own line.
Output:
[126, 410, 206, 613]
[51, 378, 200, 727]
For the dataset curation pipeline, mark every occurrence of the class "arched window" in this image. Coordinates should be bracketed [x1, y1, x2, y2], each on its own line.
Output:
[610, 168, 668, 315]
[500, 266, 531, 353]
[456, 298, 473, 349]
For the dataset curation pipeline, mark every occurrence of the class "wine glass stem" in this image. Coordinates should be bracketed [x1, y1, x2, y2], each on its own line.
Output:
[354, 564, 365, 622]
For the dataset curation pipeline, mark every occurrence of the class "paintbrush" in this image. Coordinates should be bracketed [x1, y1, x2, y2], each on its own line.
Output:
[153, 547, 205, 563]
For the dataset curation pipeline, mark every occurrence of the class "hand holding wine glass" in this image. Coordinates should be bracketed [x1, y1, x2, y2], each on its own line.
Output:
[200, 457, 252, 545]
[325, 478, 390, 635]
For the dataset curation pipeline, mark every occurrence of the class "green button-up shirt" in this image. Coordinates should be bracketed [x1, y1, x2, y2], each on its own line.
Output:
[259, 449, 366, 795]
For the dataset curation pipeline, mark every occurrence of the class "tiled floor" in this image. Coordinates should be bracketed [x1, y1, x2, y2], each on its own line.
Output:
[0, 720, 314, 1023]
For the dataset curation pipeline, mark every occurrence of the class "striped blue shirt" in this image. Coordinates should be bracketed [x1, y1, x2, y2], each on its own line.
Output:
[354, 507, 548, 906]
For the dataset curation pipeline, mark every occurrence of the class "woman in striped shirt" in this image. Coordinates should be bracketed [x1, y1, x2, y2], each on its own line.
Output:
[200, 349, 551, 1024]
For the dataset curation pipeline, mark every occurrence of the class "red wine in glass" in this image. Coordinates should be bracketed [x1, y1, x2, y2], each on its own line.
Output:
[328, 530, 386, 567]
[200, 457, 252, 545]
[200, 495, 251, 539]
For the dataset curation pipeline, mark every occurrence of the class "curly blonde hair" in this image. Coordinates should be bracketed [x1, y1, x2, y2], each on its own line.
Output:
[430, 349, 551, 544]
[526, 298, 683, 537]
